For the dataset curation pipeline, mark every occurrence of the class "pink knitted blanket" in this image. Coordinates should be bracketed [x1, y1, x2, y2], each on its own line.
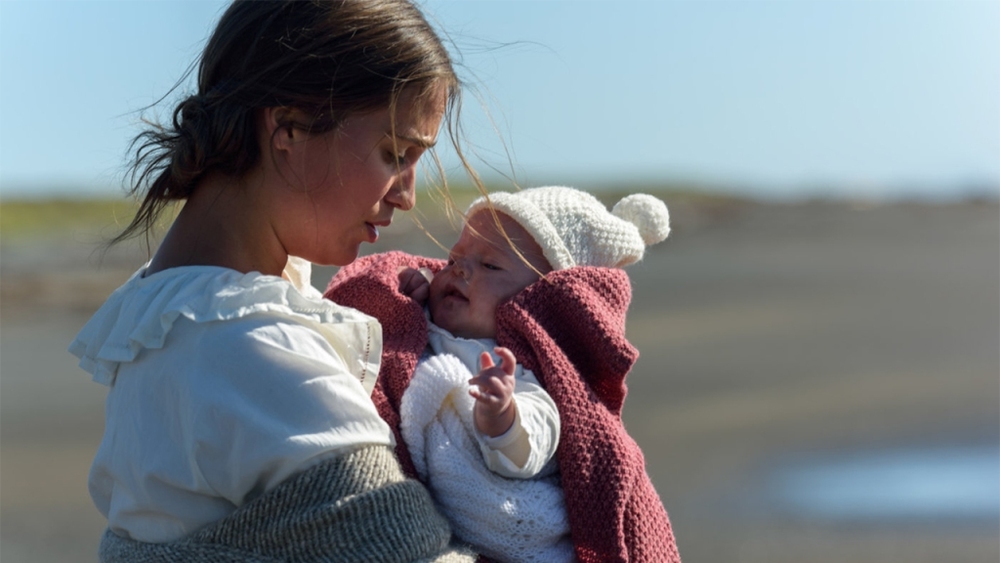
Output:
[325, 251, 680, 563]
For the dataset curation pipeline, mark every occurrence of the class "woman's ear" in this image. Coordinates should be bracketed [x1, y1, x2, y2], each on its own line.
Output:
[262, 107, 309, 154]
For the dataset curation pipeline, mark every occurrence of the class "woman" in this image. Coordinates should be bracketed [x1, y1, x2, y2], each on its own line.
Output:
[70, 1, 480, 560]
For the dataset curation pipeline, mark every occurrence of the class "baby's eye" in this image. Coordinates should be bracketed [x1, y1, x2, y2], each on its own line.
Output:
[446, 258, 455, 266]
[482, 262, 501, 271]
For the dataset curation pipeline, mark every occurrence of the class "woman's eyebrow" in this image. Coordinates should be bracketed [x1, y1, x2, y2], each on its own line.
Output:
[391, 132, 437, 149]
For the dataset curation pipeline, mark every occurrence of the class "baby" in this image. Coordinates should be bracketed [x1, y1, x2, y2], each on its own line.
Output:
[325, 186, 681, 562]
[397, 201, 569, 562]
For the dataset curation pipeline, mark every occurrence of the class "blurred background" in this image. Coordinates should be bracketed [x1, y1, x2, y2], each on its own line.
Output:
[1, 1, 997, 562]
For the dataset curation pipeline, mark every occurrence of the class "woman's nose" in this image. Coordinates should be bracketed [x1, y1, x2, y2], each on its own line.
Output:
[386, 170, 416, 211]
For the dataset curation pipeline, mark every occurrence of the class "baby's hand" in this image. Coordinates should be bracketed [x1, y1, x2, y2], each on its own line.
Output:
[397, 266, 431, 305]
[470, 347, 517, 438]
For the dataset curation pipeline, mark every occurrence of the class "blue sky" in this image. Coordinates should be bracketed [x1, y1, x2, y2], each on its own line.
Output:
[1, 0, 997, 200]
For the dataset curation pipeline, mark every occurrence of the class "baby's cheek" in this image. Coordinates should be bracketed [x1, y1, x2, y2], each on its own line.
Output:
[426, 286, 443, 307]
[427, 294, 442, 318]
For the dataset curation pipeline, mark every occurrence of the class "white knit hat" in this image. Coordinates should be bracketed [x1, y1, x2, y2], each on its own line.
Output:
[465, 186, 670, 270]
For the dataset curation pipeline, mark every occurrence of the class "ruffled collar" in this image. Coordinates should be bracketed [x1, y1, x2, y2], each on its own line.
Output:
[69, 264, 380, 390]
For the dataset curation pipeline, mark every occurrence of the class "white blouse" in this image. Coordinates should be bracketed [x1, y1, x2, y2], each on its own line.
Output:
[69, 261, 391, 543]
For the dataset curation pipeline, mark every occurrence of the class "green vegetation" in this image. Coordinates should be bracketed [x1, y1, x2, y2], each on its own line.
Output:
[0, 182, 732, 241]
[0, 198, 151, 240]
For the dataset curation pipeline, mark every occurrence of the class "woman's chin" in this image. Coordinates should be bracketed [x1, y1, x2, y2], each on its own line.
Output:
[308, 246, 362, 268]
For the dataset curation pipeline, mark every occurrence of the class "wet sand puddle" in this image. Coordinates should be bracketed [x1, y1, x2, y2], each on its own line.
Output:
[769, 444, 1000, 523]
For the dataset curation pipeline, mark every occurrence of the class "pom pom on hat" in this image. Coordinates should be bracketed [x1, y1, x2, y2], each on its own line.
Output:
[612, 194, 671, 245]
[465, 186, 671, 270]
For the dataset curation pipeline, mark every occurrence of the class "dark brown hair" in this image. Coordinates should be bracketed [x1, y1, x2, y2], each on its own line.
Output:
[114, 0, 465, 245]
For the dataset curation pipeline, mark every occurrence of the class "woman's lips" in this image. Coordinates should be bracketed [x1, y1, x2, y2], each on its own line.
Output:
[365, 219, 392, 243]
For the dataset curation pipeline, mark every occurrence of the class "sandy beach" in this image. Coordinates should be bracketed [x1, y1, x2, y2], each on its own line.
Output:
[1, 196, 997, 562]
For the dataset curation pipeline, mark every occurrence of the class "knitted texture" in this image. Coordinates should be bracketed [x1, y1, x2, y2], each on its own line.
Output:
[401, 354, 575, 563]
[325, 252, 681, 563]
[496, 268, 680, 563]
[325, 252, 444, 478]
[98, 444, 477, 563]
[465, 187, 670, 270]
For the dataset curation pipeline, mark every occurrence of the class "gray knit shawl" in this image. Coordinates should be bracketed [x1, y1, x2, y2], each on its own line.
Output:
[98, 445, 477, 562]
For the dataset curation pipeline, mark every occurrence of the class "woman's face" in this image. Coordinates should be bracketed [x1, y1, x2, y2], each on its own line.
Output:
[429, 211, 552, 339]
[270, 86, 447, 267]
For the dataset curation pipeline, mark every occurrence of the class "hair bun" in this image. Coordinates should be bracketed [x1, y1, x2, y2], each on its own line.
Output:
[612, 194, 670, 245]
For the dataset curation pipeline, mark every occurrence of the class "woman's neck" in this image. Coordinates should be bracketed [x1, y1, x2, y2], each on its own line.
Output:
[146, 173, 287, 277]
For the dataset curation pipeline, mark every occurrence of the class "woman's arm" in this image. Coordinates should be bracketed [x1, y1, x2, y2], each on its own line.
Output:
[99, 444, 477, 562]
[180, 314, 393, 505]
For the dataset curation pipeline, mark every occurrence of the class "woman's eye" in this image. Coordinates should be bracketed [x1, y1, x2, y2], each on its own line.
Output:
[385, 150, 408, 167]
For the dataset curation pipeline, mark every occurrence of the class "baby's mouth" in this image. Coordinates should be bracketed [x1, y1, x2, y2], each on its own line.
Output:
[444, 286, 467, 301]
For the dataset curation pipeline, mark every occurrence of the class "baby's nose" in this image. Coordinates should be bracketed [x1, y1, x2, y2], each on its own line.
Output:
[453, 258, 471, 280]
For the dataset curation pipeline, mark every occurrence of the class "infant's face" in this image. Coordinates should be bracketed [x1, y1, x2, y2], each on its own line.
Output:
[429, 211, 552, 339]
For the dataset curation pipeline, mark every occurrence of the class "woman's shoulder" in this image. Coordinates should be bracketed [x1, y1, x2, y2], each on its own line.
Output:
[69, 264, 377, 386]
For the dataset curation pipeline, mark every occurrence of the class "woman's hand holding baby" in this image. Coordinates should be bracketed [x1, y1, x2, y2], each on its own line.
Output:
[470, 347, 517, 438]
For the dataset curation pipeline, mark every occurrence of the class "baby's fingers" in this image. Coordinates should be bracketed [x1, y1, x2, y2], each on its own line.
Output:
[409, 283, 429, 304]
[468, 385, 500, 405]
[468, 370, 494, 395]
[478, 351, 495, 371]
[493, 347, 517, 376]
[470, 371, 513, 407]
[397, 267, 430, 303]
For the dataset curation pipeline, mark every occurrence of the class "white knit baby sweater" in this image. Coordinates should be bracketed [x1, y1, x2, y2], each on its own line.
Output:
[400, 322, 576, 563]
